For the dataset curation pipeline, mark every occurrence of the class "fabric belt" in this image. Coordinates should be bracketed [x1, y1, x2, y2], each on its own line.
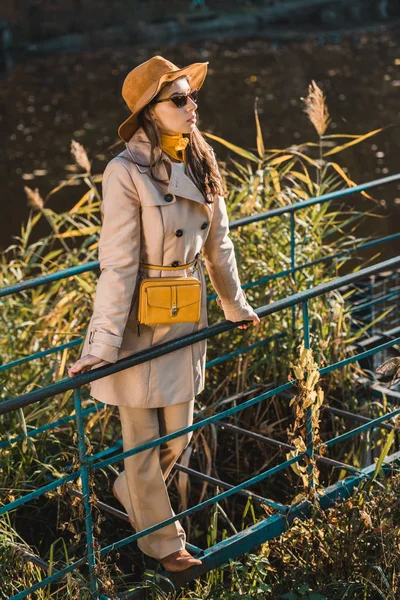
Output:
[139, 256, 199, 271]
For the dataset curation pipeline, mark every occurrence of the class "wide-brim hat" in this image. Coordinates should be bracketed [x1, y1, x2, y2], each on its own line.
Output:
[118, 55, 209, 143]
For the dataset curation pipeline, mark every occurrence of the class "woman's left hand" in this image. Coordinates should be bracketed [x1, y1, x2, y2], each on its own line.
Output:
[238, 312, 261, 329]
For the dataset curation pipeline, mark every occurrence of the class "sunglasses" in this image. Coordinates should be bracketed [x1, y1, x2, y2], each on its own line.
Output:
[151, 88, 199, 109]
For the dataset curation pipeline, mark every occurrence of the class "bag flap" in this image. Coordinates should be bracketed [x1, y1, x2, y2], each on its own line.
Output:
[146, 284, 200, 309]
[147, 286, 171, 309]
[177, 285, 201, 308]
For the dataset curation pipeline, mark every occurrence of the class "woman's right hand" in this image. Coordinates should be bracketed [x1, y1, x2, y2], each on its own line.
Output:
[68, 354, 109, 378]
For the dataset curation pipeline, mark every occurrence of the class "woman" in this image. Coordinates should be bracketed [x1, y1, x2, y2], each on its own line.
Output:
[68, 55, 260, 572]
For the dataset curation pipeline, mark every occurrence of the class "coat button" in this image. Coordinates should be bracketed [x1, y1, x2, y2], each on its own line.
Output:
[164, 193, 174, 202]
[201, 221, 209, 230]
[171, 260, 181, 267]
[175, 229, 183, 237]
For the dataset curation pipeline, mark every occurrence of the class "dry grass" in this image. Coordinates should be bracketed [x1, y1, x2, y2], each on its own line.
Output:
[301, 80, 331, 138]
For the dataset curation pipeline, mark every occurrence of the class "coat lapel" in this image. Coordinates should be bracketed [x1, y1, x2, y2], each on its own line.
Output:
[125, 127, 212, 215]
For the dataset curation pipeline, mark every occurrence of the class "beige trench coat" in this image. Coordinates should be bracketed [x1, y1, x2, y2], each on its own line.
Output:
[80, 126, 256, 408]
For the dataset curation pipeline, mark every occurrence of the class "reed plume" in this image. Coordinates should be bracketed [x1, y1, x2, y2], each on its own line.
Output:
[24, 185, 44, 211]
[302, 80, 331, 137]
[70, 139, 91, 173]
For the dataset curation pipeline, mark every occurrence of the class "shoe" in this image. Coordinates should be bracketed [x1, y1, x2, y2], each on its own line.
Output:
[112, 482, 136, 529]
[159, 548, 202, 572]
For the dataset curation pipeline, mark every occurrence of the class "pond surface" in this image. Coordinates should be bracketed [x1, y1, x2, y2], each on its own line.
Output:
[1, 28, 399, 261]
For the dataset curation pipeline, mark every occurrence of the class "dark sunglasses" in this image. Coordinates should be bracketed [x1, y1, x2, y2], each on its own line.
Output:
[151, 88, 199, 109]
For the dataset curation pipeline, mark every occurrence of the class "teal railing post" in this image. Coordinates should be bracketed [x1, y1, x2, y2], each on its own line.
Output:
[302, 300, 315, 493]
[73, 388, 99, 598]
[290, 212, 297, 333]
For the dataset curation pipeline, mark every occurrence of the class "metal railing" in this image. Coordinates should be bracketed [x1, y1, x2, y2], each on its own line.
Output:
[1, 173, 400, 599]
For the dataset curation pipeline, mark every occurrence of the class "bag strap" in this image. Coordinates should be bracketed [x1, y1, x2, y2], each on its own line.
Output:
[139, 254, 200, 271]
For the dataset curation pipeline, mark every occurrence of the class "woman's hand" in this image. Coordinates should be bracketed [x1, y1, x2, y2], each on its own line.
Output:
[68, 354, 109, 378]
[216, 295, 261, 329]
[238, 312, 261, 329]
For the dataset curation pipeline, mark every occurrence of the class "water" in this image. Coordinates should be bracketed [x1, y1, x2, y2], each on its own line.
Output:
[1, 28, 399, 261]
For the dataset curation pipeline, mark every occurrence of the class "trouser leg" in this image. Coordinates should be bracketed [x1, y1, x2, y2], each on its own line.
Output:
[158, 398, 195, 480]
[116, 400, 194, 560]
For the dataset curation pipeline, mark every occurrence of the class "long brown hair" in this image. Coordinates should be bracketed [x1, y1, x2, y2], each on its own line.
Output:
[135, 74, 225, 204]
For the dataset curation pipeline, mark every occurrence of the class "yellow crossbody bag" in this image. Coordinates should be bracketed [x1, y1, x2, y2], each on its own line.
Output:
[136, 256, 201, 336]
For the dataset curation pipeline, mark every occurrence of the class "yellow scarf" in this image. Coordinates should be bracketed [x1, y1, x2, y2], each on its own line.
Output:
[160, 132, 189, 165]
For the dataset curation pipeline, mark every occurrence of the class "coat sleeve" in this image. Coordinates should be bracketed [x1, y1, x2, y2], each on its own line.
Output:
[202, 193, 256, 322]
[87, 158, 141, 363]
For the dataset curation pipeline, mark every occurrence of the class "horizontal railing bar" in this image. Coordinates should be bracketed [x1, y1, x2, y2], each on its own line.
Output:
[90, 382, 295, 472]
[174, 464, 285, 510]
[0, 261, 99, 298]
[7, 256, 391, 378]
[2, 316, 394, 452]
[5, 387, 265, 480]
[9, 555, 87, 600]
[215, 420, 364, 474]
[5, 387, 263, 473]
[65, 484, 202, 556]
[280, 387, 400, 432]
[319, 336, 400, 377]
[0, 326, 284, 380]
[3, 388, 280, 521]
[2, 255, 399, 417]
[194, 385, 265, 420]
[205, 332, 285, 367]
[347, 324, 400, 353]
[16, 550, 56, 575]
[281, 387, 400, 434]
[63, 445, 283, 511]
[322, 406, 398, 433]
[0, 471, 79, 516]
[350, 276, 400, 297]
[349, 289, 400, 313]
[2, 236, 396, 377]
[169, 449, 400, 590]
[99, 455, 301, 557]
[0, 402, 103, 449]
[229, 172, 400, 229]
[3, 335, 398, 521]
[13, 445, 399, 600]
[88, 334, 399, 471]
[60, 391, 266, 474]
[208, 233, 400, 301]
[350, 283, 400, 308]
[338, 273, 400, 296]
[104, 398, 400, 556]
[1, 173, 397, 299]
[2, 392, 269, 484]
[317, 404, 400, 451]
[103, 437, 400, 561]
[3, 334, 398, 520]
[50, 464, 278, 546]
[0, 241, 389, 380]
[0, 338, 82, 373]
[82, 442, 123, 464]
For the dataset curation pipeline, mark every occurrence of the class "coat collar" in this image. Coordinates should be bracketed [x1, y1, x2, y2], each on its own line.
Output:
[124, 127, 212, 214]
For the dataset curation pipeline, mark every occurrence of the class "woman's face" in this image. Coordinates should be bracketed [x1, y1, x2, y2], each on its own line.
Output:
[149, 77, 198, 135]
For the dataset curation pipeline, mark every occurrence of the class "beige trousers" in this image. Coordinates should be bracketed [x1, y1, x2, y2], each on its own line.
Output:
[115, 399, 195, 560]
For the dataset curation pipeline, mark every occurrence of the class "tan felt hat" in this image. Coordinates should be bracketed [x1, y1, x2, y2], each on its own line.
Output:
[117, 55, 209, 142]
